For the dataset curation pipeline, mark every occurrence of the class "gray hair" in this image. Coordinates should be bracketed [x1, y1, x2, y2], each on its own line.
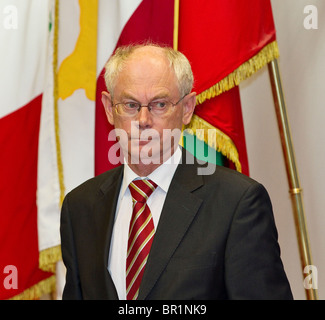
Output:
[104, 43, 194, 97]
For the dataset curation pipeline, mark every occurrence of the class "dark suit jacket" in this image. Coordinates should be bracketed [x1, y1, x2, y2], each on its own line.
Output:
[60, 150, 293, 300]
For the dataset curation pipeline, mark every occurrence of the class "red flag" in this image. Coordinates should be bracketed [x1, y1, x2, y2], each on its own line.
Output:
[178, 0, 278, 175]
[0, 96, 53, 300]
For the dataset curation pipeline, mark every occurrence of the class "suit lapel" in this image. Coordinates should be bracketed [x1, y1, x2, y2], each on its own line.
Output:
[138, 156, 204, 300]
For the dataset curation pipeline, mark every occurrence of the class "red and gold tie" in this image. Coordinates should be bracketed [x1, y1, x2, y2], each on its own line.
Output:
[126, 179, 157, 300]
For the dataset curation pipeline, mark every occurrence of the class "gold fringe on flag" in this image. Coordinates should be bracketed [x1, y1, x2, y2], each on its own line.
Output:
[184, 41, 279, 171]
[196, 41, 279, 105]
[184, 114, 242, 172]
[39, 245, 62, 273]
[9, 276, 56, 300]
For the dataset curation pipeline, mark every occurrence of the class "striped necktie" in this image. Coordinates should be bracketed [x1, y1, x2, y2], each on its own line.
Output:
[126, 179, 157, 300]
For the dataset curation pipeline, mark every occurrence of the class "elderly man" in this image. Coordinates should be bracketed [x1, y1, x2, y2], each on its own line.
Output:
[60, 44, 293, 300]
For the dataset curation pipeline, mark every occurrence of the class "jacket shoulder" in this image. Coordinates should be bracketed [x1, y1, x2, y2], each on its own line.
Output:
[66, 165, 123, 201]
[206, 164, 258, 189]
[179, 147, 259, 192]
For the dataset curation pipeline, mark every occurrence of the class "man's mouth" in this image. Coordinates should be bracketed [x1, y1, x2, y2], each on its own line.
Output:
[129, 135, 157, 141]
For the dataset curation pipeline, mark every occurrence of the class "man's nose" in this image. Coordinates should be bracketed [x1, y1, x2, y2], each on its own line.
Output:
[137, 106, 153, 128]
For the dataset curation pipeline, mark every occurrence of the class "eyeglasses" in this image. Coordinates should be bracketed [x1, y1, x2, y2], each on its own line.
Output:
[112, 94, 188, 118]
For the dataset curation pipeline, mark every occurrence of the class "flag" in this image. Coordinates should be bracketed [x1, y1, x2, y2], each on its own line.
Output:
[0, 0, 56, 299]
[38, 0, 99, 279]
[37, 0, 102, 298]
[0, 0, 98, 300]
[178, 0, 279, 175]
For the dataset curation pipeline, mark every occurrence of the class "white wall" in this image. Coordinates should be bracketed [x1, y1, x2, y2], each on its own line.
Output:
[240, 0, 325, 299]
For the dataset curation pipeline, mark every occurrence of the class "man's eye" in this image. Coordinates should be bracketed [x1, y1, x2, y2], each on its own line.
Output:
[125, 102, 139, 109]
[152, 101, 167, 108]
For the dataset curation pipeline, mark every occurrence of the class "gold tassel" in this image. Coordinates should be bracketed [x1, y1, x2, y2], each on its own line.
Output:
[196, 41, 279, 105]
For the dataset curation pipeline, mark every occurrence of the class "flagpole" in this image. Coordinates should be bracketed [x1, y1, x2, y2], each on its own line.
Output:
[173, 0, 179, 51]
[268, 59, 318, 300]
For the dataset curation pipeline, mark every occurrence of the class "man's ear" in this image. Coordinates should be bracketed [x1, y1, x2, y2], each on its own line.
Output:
[182, 92, 196, 125]
[101, 91, 114, 125]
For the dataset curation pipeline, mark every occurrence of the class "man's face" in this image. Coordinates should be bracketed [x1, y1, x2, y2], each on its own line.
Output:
[102, 47, 195, 165]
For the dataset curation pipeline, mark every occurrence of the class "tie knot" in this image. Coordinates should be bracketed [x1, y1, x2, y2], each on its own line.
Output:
[129, 179, 157, 203]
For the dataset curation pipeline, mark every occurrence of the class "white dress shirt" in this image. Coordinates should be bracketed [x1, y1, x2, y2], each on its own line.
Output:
[107, 146, 182, 300]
